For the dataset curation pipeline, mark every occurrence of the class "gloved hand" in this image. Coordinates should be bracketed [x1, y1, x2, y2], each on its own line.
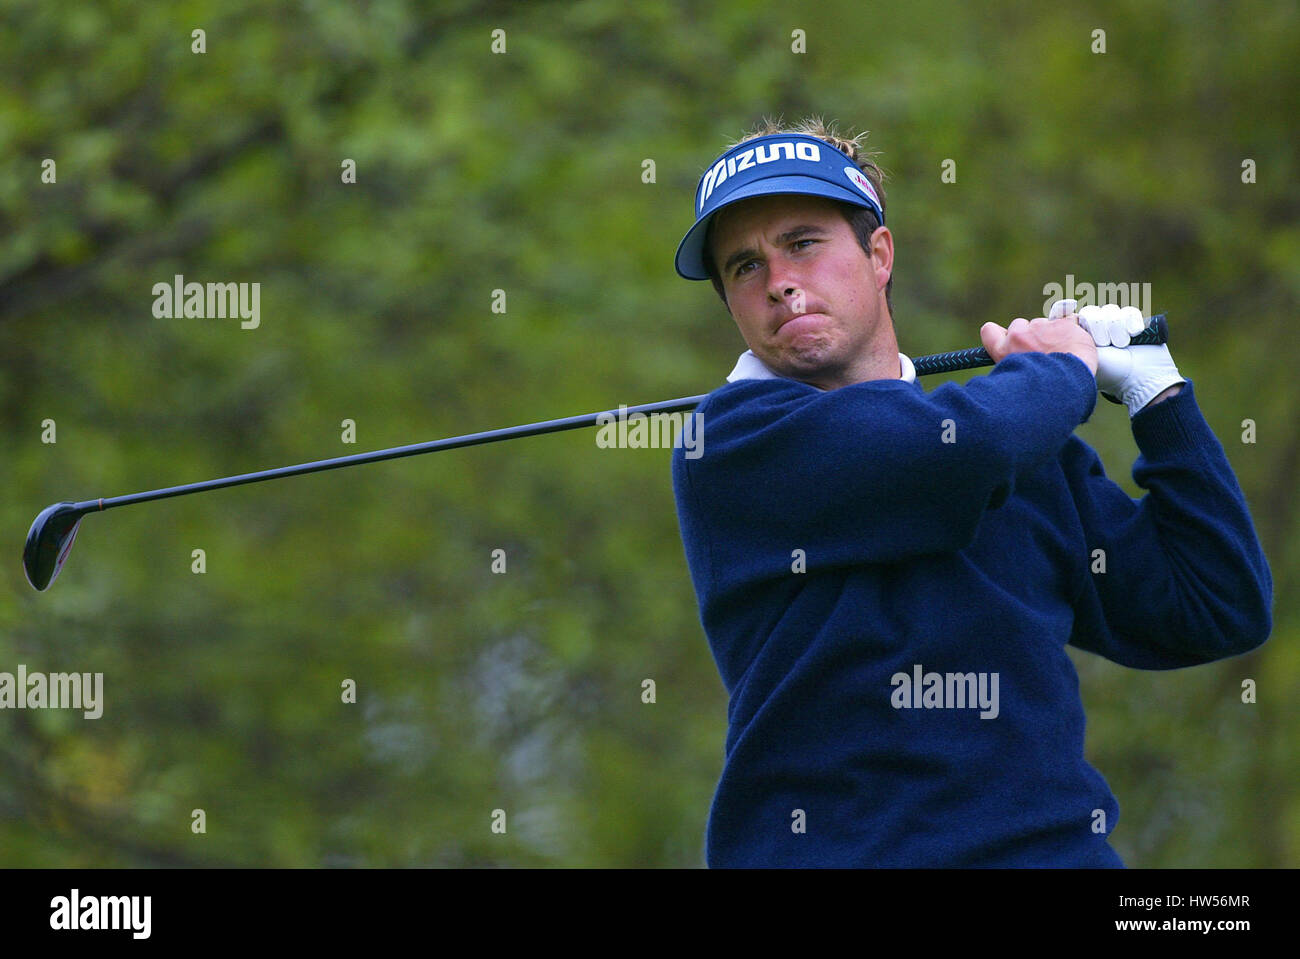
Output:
[1048, 299, 1186, 417]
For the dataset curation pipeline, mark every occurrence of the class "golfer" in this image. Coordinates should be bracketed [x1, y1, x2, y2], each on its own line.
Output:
[670, 117, 1273, 867]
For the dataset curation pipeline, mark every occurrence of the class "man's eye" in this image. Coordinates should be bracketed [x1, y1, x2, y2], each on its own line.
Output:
[732, 240, 815, 278]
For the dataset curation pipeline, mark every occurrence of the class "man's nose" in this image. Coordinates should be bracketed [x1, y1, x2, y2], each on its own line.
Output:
[766, 255, 803, 302]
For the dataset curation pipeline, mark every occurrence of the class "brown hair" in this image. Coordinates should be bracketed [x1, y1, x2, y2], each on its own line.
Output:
[702, 115, 892, 318]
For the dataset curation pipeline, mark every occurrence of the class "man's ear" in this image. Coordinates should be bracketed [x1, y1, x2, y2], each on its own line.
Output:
[869, 226, 894, 288]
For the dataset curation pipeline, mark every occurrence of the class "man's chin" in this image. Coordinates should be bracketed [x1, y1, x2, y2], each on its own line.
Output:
[762, 346, 837, 379]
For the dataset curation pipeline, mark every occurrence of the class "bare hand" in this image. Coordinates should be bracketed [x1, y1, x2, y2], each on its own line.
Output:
[979, 315, 1099, 376]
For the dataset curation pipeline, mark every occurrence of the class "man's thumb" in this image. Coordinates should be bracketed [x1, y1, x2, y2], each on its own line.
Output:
[980, 322, 1002, 356]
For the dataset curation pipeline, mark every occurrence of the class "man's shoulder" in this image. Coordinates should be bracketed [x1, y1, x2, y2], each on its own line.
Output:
[669, 379, 821, 486]
[671, 374, 928, 480]
[680, 377, 814, 439]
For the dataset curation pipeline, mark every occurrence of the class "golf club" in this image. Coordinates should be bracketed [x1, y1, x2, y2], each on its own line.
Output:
[22, 314, 1168, 591]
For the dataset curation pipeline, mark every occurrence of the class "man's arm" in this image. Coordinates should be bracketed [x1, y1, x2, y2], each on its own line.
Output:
[1065, 380, 1273, 668]
[674, 348, 1098, 593]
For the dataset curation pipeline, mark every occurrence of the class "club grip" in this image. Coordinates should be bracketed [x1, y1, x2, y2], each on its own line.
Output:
[1128, 313, 1168, 346]
[912, 313, 1168, 377]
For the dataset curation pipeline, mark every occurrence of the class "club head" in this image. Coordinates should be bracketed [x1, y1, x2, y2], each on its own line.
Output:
[23, 502, 88, 591]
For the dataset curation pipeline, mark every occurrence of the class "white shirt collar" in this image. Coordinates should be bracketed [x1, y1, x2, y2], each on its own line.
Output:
[726, 351, 917, 387]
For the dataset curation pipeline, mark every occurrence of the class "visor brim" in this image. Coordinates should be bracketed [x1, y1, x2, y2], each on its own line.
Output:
[674, 175, 881, 281]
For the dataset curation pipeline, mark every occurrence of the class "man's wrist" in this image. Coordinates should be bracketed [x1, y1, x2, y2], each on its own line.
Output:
[1136, 382, 1184, 412]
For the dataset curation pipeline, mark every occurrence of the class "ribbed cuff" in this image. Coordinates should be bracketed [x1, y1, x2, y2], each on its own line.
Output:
[1129, 378, 1206, 457]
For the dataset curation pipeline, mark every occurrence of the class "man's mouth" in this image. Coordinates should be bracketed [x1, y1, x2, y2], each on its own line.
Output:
[776, 312, 828, 335]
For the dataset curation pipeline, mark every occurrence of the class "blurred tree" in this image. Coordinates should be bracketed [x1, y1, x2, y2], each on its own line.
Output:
[0, 0, 1295, 867]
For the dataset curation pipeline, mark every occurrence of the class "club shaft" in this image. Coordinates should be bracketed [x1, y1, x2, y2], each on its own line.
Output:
[73, 315, 1166, 515]
[73, 394, 710, 514]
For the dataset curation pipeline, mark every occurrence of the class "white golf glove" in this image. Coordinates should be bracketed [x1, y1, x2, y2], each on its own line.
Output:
[1048, 299, 1186, 417]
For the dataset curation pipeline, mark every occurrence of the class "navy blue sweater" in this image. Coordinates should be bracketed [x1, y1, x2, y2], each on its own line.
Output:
[671, 351, 1272, 867]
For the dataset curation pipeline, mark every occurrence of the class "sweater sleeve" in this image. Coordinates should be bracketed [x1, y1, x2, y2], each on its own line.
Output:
[675, 350, 1098, 584]
[1064, 379, 1273, 668]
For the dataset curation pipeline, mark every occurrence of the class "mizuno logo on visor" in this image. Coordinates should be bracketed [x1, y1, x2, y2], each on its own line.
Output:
[698, 141, 822, 212]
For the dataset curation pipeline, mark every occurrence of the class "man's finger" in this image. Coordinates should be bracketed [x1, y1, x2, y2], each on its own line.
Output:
[1078, 305, 1111, 346]
[1104, 305, 1131, 348]
[1048, 298, 1078, 320]
[1119, 306, 1145, 335]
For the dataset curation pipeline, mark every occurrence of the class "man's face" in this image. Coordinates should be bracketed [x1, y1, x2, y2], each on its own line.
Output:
[709, 193, 894, 390]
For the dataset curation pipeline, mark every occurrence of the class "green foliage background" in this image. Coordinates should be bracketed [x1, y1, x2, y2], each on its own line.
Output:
[1, 0, 1296, 867]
